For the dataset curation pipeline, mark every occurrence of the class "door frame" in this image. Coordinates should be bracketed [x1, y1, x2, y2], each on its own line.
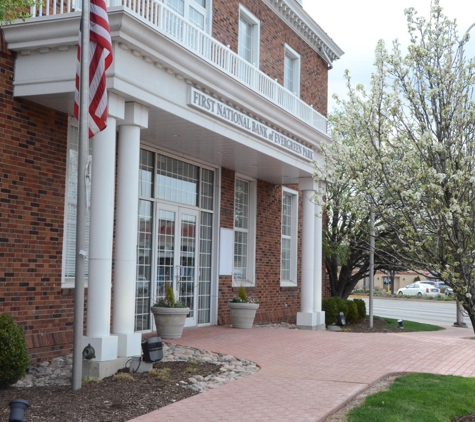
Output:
[154, 203, 200, 327]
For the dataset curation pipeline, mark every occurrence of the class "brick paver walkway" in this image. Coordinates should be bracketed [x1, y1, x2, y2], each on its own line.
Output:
[130, 325, 475, 422]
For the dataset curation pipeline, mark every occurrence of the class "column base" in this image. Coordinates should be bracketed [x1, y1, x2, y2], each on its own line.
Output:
[82, 357, 130, 380]
[130, 359, 153, 374]
[82, 335, 118, 362]
[296, 311, 326, 331]
[114, 332, 143, 357]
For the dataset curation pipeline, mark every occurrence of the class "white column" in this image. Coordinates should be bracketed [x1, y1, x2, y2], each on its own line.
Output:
[297, 177, 318, 329]
[313, 191, 325, 329]
[313, 202, 323, 312]
[83, 93, 125, 362]
[113, 103, 149, 357]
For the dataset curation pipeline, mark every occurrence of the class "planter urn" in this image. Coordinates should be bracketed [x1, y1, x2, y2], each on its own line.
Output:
[227, 302, 259, 328]
[151, 306, 190, 339]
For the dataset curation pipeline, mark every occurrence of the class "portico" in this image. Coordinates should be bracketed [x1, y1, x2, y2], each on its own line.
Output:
[1, 0, 341, 371]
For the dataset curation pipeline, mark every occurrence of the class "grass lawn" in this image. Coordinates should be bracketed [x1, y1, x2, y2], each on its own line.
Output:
[347, 373, 475, 422]
[375, 315, 444, 332]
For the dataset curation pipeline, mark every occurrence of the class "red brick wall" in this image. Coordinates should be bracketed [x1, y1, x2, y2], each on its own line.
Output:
[0, 34, 73, 363]
[218, 169, 304, 325]
[212, 0, 328, 116]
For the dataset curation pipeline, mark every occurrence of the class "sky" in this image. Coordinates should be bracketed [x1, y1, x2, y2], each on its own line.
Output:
[303, 0, 475, 112]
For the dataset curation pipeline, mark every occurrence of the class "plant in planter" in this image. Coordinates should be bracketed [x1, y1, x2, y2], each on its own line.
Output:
[151, 285, 190, 339]
[227, 286, 259, 329]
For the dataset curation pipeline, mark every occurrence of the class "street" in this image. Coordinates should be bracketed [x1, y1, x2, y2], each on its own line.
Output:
[361, 297, 473, 329]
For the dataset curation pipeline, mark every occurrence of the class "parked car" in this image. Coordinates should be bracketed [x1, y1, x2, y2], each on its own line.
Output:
[397, 282, 440, 297]
[445, 287, 454, 296]
[434, 282, 449, 293]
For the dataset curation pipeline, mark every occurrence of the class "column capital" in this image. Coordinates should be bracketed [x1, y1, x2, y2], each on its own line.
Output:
[299, 177, 317, 192]
[317, 180, 328, 192]
[119, 102, 149, 129]
[107, 92, 125, 119]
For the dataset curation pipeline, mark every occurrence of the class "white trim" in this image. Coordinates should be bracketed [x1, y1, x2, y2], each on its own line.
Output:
[280, 187, 298, 287]
[206, 0, 213, 36]
[261, 0, 344, 64]
[232, 174, 256, 287]
[61, 117, 90, 288]
[238, 5, 260, 66]
[208, 166, 221, 326]
[284, 44, 301, 97]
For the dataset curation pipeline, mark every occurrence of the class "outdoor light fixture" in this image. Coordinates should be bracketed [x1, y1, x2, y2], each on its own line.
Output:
[9, 399, 29, 422]
[398, 319, 404, 329]
[82, 343, 96, 360]
[337, 312, 346, 326]
[142, 337, 163, 363]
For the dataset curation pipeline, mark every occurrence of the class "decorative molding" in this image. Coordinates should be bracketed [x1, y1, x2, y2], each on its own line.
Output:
[263, 0, 344, 65]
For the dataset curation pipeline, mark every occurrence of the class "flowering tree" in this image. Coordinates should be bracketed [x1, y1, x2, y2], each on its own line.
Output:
[327, 1, 475, 330]
[317, 113, 404, 299]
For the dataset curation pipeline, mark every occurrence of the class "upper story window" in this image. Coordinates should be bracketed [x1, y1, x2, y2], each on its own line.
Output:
[233, 176, 256, 286]
[238, 6, 260, 66]
[284, 44, 301, 96]
[167, 0, 208, 31]
[281, 188, 298, 286]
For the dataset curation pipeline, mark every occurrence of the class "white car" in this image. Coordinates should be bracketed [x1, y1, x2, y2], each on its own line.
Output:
[397, 282, 440, 297]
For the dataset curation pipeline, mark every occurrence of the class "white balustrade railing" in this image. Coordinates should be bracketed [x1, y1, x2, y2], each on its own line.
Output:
[31, 0, 327, 135]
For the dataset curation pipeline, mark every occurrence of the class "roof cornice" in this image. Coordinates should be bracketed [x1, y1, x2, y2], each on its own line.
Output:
[262, 0, 344, 66]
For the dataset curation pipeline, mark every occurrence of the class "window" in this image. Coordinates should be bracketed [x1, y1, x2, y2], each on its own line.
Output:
[238, 6, 260, 66]
[284, 45, 301, 96]
[62, 120, 92, 287]
[233, 177, 256, 286]
[281, 188, 298, 286]
[167, 0, 208, 31]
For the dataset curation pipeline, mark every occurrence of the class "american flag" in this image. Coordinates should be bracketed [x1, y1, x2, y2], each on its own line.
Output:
[74, 0, 113, 138]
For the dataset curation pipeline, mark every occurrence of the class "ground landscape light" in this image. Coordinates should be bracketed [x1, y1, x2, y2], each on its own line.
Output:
[337, 312, 346, 326]
[398, 319, 404, 329]
[9, 399, 29, 422]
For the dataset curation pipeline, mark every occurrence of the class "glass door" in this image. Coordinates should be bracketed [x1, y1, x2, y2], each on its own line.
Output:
[156, 204, 199, 327]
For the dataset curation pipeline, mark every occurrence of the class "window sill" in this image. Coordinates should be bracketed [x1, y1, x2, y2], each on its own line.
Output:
[62, 278, 89, 289]
[280, 280, 297, 288]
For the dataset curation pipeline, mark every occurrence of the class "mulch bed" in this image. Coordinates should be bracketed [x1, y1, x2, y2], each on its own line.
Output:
[338, 317, 406, 333]
[0, 361, 220, 422]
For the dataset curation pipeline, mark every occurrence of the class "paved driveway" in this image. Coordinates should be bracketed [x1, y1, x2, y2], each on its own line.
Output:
[130, 325, 475, 422]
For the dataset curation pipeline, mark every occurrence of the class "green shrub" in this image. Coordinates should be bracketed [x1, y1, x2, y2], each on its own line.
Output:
[322, 298, 339, 325]
[346, 300, 359, 324]
[0, 314, 30, 387]
[414, 276, 421, 282]
[322, 297, 348, 325]
[353, 298, 366, 321]
[336, 297, 348, 316]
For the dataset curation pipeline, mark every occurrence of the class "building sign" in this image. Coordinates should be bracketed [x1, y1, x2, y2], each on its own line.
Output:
[188, 87, 314, 161]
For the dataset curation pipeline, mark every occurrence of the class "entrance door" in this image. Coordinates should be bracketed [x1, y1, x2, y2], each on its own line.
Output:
[156, 204, 199, 327]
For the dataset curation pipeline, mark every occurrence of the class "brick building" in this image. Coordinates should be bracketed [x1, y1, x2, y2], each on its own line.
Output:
[0, 0, 343, 367]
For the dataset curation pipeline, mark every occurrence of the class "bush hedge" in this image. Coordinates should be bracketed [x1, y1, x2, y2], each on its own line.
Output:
[322, 297, 349, 325]
[346, 300, 359, 324]
[352, 298, 366, 321]
[322, 297, 366, 326]
[0, 314, 30, 387]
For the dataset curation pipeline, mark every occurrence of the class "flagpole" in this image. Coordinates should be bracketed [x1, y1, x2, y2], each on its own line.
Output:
[72, 0, 90, 391]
